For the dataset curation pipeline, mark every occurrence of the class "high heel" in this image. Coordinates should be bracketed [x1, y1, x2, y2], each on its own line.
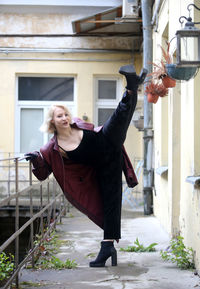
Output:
[119, 64, 148, 90]
[110, 246, 117, 266]
[89, 241, 117, 267]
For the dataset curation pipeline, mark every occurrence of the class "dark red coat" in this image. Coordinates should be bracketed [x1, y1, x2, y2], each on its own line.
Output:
[31, 118, 138, 229]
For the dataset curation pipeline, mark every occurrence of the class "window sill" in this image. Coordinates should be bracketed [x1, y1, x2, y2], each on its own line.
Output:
[185, 176, 200, 188]
[155, 166, 168, 176]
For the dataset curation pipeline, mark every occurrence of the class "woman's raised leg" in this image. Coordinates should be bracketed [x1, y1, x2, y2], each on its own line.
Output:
[102, 65, 147, 148]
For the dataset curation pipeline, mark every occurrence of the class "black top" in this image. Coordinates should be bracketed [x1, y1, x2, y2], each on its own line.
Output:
[59, 129, 106, 166]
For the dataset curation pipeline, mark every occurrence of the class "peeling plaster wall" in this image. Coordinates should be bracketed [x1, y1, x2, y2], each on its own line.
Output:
[0, 36, 136, 50]
[0, 13, 135, 50]
[0, 6, 144, 211]
[152, 0, 200, 273]
[0, 13, 143, 190]
[0, 14, 75, 34]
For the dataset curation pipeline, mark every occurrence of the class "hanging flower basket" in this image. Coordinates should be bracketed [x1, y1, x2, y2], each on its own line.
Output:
[145, 82, 168, 104]
[165, 64, 198, 81]
[148, 42, 174, 85]
[162, 75, 176, 88]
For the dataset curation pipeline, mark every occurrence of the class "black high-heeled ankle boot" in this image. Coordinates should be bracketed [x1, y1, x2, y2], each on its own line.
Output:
[89, 241, 117, 267]
[119, 64, 148, 91]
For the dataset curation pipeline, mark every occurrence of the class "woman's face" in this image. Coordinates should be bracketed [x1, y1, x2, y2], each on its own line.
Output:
[51, 107, 71, 131]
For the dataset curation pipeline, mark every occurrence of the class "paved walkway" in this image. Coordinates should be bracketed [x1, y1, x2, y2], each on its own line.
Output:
[20, 206, 200, 289]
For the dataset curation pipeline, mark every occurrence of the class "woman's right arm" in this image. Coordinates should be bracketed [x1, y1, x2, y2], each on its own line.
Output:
[25, 151, 52, 181]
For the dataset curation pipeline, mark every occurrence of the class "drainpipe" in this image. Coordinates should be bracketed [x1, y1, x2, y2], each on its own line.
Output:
[151, 0, 162, 29]
[141, 0, 154, 215]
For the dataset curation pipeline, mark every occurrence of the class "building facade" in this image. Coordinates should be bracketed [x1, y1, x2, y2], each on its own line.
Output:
[0, 1, 144, 193]
[152, 0, 200, 272]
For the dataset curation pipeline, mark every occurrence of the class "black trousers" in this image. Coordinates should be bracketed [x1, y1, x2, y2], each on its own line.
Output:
[98, 90, 137, 240]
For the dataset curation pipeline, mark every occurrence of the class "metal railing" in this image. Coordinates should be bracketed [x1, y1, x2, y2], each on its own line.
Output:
[0, 157, 68, 289]
[0, 153, 36, 198]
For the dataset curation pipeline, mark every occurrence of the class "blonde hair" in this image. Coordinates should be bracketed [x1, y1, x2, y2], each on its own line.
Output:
[40, 104, 72, 134]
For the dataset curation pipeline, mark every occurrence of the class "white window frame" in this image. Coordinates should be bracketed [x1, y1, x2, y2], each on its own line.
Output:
[15, 74, 77, 154]
[94, 76, 122, 126]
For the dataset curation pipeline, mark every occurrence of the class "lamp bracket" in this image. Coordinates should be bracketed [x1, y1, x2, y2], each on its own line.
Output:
[187, 3, 200, 13]
[179, 4, 200, 27]
[179, 16, 191, 25]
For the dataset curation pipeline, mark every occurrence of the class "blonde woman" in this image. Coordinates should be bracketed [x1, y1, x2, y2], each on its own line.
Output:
[25, 65, 147, 267]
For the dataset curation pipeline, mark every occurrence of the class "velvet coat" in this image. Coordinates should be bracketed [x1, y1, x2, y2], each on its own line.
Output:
[31, 118, 138, 229]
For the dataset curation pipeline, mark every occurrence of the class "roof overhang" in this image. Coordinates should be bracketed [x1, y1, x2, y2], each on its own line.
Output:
[72, 5, 143, 37]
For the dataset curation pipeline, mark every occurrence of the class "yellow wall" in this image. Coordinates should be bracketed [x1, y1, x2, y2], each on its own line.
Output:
[0, 51, 143, 172]
[152, 0, 200, 272]
[0, 6, 145, 204]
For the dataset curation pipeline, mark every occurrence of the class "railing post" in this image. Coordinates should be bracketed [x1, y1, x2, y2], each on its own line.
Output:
[29, 161, 35, 268]
[15, 158, 19, 288]
[59, 185, 62, 223]
[53, 178, 56, 228]
[47, 178, 51, 228]
[0, 155, 68, 289]
[40, 183, 44, 238]
[8, 152, 11, 202]
[62, 194, 67, 216]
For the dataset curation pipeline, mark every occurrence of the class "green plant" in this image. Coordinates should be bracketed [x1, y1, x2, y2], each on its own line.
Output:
[0, 252, 14, 282]
[35, 255, 77, 269]
[120, 238, 158, 252]
[86, 253, 96, 258]
[146, 42, 176, 89]
[148, 42, 173, 81]
[28, 230, 77, 270]
[160, 236, 195, 270]
[20, 281, 43, 287]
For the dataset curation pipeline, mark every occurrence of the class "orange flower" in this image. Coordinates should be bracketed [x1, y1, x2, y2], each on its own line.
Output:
[145, 82, 168, 97]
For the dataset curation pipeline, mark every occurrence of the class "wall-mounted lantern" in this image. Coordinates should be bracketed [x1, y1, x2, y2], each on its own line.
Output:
[176, 3, 200, 67]
[166, 4, 200, 81]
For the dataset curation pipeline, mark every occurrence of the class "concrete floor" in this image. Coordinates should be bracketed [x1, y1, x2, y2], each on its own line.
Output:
[20, 206, 200, 289]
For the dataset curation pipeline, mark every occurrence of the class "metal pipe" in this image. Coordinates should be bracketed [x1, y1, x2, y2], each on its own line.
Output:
[53, 179, 56, 228]
[40, 183, 44, 238]
[8, 153, 11, 200]
[0, 156, 67, 288]
[47, 179, 51, 228]
[0, 32, 141, 38]
[151, 0, 162, 25]
[0, 182, 42, 207]
[29, 161, 34, 268]
[0, 57, 132, 62]
[0, 47, 133, 54]
[15, 158, 19, 288]
[0, 192, 63, 253]
[3, 192, 64, 289]
[141, 0, 154, 215]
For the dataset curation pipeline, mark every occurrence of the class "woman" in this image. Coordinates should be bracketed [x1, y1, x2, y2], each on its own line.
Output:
[25, 65, 147, 267]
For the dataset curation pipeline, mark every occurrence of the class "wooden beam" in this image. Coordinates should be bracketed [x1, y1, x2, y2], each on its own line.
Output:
[95, 14, 101, 29]
[75, 21, 81, 33]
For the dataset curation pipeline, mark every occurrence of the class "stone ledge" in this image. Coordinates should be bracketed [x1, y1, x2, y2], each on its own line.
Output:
[155, 166, 168, 176]
[185, 176, 200, 188]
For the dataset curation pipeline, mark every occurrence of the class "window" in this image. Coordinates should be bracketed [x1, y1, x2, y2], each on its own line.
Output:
[16, 76, 75, 153]
[98, 108, 115, 126]
[98, 80, 116, 100]
[94, 77, 122, 126]
[18, 77, 74, 101]
[20, 108, 43, 153]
